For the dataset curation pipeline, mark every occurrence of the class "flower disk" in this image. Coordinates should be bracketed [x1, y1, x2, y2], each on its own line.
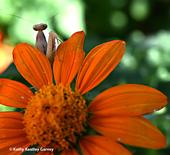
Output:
[23, 84, 87, 151]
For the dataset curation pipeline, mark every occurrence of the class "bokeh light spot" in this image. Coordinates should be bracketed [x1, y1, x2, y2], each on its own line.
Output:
[121, 52, 137, 70]
[130, 0, 150, 21]
[130, 30, 145, 43]
[157, 67, 170, 81]
[147, 47, 161, 66]
[110, 11, 128, 29]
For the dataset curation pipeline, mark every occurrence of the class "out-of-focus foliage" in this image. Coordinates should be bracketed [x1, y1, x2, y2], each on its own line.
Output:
[0, 0, 170, 154]
[0, 0, 85, 43]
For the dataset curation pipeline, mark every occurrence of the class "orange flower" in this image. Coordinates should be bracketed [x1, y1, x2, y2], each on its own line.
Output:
[0, 31, 168, 155]
[0, 32, 13, 74]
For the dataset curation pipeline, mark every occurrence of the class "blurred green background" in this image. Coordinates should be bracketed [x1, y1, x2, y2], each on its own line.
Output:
[0, 0, 170, 154]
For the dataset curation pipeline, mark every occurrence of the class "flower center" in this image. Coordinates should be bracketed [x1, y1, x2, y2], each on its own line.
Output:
[23, 84, 87, 150]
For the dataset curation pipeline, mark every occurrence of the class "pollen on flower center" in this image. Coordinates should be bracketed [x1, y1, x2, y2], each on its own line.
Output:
[23, 84, 87, 150]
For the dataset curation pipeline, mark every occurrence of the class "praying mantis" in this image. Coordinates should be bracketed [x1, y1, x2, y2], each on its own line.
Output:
[33, 23, 62, 64]
[0, 11, 62, 64]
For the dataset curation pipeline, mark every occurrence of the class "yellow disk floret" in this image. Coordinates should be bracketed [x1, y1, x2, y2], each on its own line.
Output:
[23, 84, 86, 150]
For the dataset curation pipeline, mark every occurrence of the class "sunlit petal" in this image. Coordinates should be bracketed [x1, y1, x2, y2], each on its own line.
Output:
[0, 79, 33, 108]
[54, 31, 85, 86]
[0, 111, 30, 154]
[89, 84, 167, 116]
[89, 116, 166, 149]
[0, 137, 30, 155]
[76, 40, 125, 94]
[0, 112, 25, 139]
[13, 43, 52, 89]
[79, 136, 131, 155]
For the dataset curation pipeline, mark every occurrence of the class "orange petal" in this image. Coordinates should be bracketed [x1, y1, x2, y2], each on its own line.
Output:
[0, 42, 13, 74]
[76, 40, 125, 94]
[89, 116, 166, 149]
[88, 84, 168, 116]
[0, 117, 24, 129]
[0, 79, 33, 108]
[4, 151, 22, 155]
[0, 129, 26, 140]
[0, 112, 26, 140]
[61, 149, 79, 155]
[13, 43, 53, 89]
[53, 31, 85, 86]
[0, 137, 30, 154]
[0, 111, 23, 119]
[0, 112, 30, 154]
[79, 136, 131, 155]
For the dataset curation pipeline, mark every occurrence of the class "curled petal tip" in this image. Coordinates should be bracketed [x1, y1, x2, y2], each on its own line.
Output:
[121, 40, 126, 45]
[117, 40, 126, 47]
[73, 31, 85, 36]
[78, 30, 85, 33]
